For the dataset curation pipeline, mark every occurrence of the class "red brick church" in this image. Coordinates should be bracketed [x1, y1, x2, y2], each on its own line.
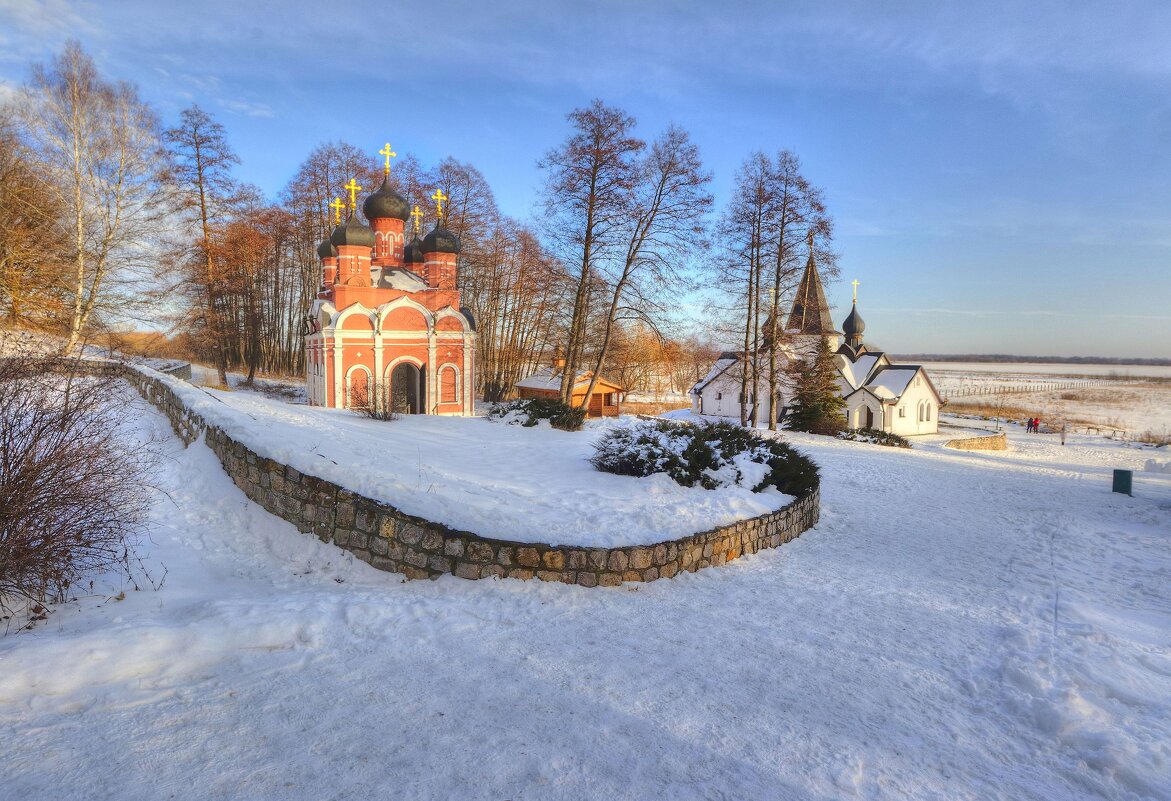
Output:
[305, 145, 475, 415]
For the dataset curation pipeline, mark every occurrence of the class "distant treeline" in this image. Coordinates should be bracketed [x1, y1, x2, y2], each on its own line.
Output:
[892, 354, 1171, 366]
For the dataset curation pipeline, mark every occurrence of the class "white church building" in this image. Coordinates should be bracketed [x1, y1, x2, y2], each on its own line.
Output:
[692, 244, 942, 436]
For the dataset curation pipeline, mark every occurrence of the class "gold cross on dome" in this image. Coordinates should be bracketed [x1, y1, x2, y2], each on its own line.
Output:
[409, 205, 423, 233]
[431, 188, 447, 221]
[378, 142, 396, 174]
[851, 279, 860, 303]
[344, 178, 362, 210]
[329, 197, 345, 224]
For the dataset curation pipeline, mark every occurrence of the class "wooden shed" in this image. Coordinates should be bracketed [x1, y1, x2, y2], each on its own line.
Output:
[515, 367, 623, 418]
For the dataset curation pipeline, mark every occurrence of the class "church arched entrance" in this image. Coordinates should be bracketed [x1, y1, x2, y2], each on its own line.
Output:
[863, 406, 874, 429]
[390, 362, 425, 414]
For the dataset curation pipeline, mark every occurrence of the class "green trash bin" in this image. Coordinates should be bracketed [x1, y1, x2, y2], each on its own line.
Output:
[1112, 469, 1133, 496]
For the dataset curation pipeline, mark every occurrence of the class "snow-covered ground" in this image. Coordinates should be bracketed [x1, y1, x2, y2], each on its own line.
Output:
[2, 387, 1169, 800]
[152, 374, 789, 548]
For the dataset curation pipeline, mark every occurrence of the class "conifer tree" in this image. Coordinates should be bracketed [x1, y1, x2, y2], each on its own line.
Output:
[785, 336, 846, 434]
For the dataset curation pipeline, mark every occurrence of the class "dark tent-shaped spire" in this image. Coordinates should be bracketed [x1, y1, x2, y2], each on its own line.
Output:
[785, 230, 839, 336]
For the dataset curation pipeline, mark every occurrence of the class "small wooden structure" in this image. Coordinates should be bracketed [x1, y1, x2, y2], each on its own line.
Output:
[515, 367, 623, 418]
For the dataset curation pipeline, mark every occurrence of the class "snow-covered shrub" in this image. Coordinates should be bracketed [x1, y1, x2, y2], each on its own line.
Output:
[837, 427, 912, 448]
[591, 419, 818, 494]
[0, 356, 154, 622]
[487, 398, 585, 431]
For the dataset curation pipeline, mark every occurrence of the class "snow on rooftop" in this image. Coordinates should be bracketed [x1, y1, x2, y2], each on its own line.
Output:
[693, 356, 738, 393]
[514, 366, 591, 391]
[840, 352, 880, 389]
[866, 366, 919, 399]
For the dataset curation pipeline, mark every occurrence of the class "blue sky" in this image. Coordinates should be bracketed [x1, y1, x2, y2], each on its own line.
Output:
[2, 0, 1169, 358]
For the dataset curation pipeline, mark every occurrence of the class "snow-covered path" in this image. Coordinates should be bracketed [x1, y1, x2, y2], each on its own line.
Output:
[1, 398, 1169, 801]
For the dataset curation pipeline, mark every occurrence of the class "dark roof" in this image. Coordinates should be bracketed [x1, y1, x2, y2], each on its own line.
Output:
[786, 249, 839, 336]
[362, 175, 409, 221]
[404, 234, 425, 264]
[317, 238, 337, 260]
[460, 305, 477, 332]
[422, 224, 461, 255]
[842, 301, 865, 338]
[330, 217, 375, 249]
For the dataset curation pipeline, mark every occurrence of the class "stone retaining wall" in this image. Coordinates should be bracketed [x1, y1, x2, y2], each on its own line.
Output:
[105, 360, 820, 586]
[944, 432, 1007, 451]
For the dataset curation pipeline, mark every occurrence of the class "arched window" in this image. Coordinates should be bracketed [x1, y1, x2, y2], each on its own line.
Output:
[346, 366, 372, 409]
[440, 365, 459, 404]
[918, 402, 925, 422]
[926, 404, 932, 422]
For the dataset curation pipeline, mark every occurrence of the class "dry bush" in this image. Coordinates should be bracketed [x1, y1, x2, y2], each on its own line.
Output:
[1135, 429, 1171, 447]
[0, 355, 155, 620]
[350, 380, 398, 422]
[623, 400, 690, 417]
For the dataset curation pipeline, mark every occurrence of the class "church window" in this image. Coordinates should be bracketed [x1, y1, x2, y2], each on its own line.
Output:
[926, 404, 932, 421]
[440, 365, 459, 404]
[899, 406, 905, 418]
[716, 392, 722, 400]
[918, 402, 925, 422]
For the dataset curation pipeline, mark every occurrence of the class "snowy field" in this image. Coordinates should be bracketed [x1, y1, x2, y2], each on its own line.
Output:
[919, 363, 1171, 437]
[918, 362, 1171, 380]
[2, 388, 1169, 800]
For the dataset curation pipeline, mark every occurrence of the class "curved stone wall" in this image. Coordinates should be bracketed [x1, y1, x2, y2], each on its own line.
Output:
[110, 361, 820, 585]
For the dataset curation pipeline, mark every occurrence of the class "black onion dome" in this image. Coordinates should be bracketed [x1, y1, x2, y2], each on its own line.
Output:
[317, 237, 337, 260]
[842, 302, 866, 337]
[362, 175, 410, 221]
[404, 234, 425, 264]
[422, 223, 461, 255]
[330, 217, 375, 249]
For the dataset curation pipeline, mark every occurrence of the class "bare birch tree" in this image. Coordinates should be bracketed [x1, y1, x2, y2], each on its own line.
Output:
[19, 41, 167, 355]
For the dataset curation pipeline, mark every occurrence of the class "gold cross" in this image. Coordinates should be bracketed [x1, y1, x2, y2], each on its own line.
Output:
[378, 142, 396, 175]
[851, 279, 860, 303]
[431, 188, 447, 221]
[329, 197, 345, 225]
[344, 178, 362, 210]
[409, 205, 423, 233]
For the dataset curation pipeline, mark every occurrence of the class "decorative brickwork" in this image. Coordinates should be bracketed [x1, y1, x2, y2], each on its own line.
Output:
[93, 361, 821, 586]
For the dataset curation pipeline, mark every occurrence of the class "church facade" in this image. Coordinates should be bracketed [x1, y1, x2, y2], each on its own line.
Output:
[305, 156, 475, 415]
[691, 239, 941, 435]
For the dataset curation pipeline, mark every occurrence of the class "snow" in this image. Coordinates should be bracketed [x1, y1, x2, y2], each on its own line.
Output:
[840, 352, 881, 389]
[867, 365, 918, 398]
[133, 367, 788, 547]
[692, 355, 738, 393]
[513, 366, 568, 390]
[2, 386, 1170, 800]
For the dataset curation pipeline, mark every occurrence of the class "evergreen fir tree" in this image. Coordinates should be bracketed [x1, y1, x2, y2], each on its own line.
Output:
[786, 337, 846, 434]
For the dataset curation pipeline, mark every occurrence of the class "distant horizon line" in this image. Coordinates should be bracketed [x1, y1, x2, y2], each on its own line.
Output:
[888, 353, 1171, 366]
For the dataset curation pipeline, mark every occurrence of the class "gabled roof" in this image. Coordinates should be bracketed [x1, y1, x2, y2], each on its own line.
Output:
[865, 366, 918, 400]
[691, 351, 740, 394]
[516, 367, 623, 393]
[838, 351, 885, 390]
[785, 250, 840, 336]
